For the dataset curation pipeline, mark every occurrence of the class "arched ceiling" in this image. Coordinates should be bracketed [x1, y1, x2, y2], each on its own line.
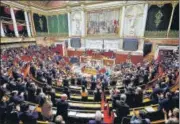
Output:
[15, 1, 103, 10]
[29, 1, 69, 9]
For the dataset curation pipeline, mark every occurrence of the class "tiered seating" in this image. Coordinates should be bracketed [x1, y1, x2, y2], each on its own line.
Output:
[0, 45, 179, 124]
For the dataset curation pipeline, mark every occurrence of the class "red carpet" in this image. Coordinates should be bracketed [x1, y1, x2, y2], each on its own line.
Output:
[101, 93, 113, 124]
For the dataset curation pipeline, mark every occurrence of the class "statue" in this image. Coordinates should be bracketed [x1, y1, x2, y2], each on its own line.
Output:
[39, 18, 43, 30]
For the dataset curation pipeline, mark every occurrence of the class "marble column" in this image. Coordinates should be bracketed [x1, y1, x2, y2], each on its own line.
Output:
[67, 12, 71, 37]
[68, 38, 72, 49]
[137, 38, 144, 54]
[67, 12, 72, 49]
[1, 22, 5, 37]
[141, 4, 148, 37]
[81, 7, 85, 37]
[119, 6, 125, 51]
[10, 7, 19, 37]
[120, 6, 125, 37]
[81, 6, 86, 50]
[24, 11, 31, 37]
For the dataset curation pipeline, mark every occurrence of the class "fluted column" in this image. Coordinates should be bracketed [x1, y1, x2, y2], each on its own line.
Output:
[67, 8, 71, 37]
[141, 3, 148, 37]
[119, 6, 125, 51]
[137, 38, 144, 54]
[81, 5, 85, 37]
[24, 11, 31, 37]
[120, 6, 125, 37]
[1, 21, 5, 37]
[10, 7, 19, 37]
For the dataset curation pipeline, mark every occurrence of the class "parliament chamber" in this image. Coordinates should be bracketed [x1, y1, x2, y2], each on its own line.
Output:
[0, 1, 179, 124]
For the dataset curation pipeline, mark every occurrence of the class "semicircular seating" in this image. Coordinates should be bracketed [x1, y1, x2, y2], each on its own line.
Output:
[1, 46, 179, 124]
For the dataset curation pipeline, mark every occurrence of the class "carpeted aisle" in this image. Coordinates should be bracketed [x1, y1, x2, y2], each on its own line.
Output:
[101, 93, 113, 124]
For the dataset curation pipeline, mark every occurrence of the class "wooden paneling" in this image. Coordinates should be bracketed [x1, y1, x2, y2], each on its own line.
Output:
[145, 39, 179, 53]
[115, 54, 127, 64]
[67, 49, 143, 64]
[67, 49, 83, 57]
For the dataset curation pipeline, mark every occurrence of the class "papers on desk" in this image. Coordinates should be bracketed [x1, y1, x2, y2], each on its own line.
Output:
[52, 110, 57, 115]
[70, 86, 81, 89]
[76, 113, 95, 118]
[29, 105, 36, 111]
[86, 113, 96, 118]
[68, 111, 77, 117]
[145, 106, 155, 113]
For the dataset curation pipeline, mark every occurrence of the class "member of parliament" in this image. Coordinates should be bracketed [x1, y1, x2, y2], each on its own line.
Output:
[0, 1, 179, 124]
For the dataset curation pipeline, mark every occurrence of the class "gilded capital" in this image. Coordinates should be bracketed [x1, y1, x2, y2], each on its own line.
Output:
[172, 2, 178, 8]
[66, 6, 71, 12]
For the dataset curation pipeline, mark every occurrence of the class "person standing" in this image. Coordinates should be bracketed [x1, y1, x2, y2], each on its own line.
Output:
[56, 94, 69, 122]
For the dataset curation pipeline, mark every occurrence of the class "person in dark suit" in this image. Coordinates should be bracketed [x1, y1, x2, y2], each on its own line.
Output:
[0, 97, 7, 124]
[19, 103, 39, 124]
[10, 91, 24, 104]
[158, 92, 174, 112]
[27, 83, 36, 103]
[172, 90, 179, 108]
[46, 74, 53, 86]
[91, 80, 96, 90]
[115, 94, 130, 123]
[70, 76, 75, 85]
[6, 102, 20, 124]
[62, 76, 69, 87]
[30, 63, 36, 77]
[133, 74, 139, 86]
[81, 77, 87, 88]
[134, 87, 143, 107]
[56, 94, 69, 122]
[51, 68, 57, 79]
[94, 88, 101, 102]
[63, 87, 70, 99]
[150, 85, 163, 104]
[126, 87, 135, 107]
[143, 71, 149, 84]
[12, 69, 22, 81]
[34, 87, 44, 106]
[76, 76, 82, 85]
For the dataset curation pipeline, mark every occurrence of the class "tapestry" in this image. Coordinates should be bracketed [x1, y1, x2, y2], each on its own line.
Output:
[33, 13, 48, 34]
[58, 14, 68, 34]
[145, 3, 172, 31]
[48, 15, 58, 33]
[71, 11, 82, 36]
[47, 14, 68, 35]
[123, 4, 145, 37]
[87, 9, 120, 35]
